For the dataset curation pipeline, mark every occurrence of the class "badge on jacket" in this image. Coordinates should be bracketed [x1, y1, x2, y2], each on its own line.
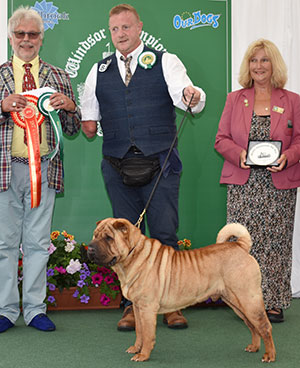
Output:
[99, 59, 112, 72]
[138, 52, 156, 69]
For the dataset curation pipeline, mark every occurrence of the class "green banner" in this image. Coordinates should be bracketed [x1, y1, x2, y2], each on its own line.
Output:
[8, 0, 230, 246]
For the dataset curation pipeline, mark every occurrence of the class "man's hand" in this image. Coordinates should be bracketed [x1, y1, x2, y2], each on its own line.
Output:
[81, 120, 97, 138]
[50, 92, 76, 112]
[182, 86, 200, 108]
[1, 94, 28, 113]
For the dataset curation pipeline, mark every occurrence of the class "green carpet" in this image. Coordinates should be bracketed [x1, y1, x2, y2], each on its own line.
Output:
[1, 299, 300, 368]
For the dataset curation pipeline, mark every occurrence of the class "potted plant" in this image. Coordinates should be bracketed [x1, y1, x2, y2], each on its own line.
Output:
[18, 230, 121, 310]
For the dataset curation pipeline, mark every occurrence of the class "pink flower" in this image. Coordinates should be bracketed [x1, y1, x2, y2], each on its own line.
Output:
[48, 243, 57, 255]
[92, 273, 103, 285]
[55, 266, 66, 274]
[100, 294, 110, 306]
[104, 275, 114, 284]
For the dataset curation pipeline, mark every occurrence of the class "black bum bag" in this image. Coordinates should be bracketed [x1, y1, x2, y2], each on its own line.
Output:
[104, 156, 160, 187]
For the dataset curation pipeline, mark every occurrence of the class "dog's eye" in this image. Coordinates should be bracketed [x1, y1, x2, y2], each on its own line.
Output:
[105, 235, 113, 242]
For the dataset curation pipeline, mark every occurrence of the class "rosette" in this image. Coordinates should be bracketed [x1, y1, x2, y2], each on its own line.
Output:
[11, 94, 43, 208]
[38, 92, 64, 160]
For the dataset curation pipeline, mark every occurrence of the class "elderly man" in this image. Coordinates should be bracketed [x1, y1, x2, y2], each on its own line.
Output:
[81, 3, 206, 331]
[0, 6, 80, 333]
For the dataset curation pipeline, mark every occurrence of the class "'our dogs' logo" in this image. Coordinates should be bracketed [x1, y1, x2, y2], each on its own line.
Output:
[31, 0, 69, 31]
[173, 10, 220, 30]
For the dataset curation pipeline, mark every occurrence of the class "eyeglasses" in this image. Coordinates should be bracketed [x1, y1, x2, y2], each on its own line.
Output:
[13, 31, 41, 40]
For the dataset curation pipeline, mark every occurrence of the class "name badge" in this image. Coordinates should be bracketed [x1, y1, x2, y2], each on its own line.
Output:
[99, 59, 112, 72]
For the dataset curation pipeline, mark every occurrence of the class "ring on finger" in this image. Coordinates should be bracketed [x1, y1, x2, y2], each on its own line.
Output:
[12, 101, 17, 107]
[60, 99, 64, 104]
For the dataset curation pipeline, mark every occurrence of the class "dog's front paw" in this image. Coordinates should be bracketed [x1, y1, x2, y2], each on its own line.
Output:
[245, 344, 259, 353]
[126, 345, 141, 354]
[261, 352, 276, 363]
[131, 353, 150, 362]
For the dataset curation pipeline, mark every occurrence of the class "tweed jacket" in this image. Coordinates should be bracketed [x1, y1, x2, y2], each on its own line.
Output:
[215, 87, 300, 189]
[0, 58, 81, 193]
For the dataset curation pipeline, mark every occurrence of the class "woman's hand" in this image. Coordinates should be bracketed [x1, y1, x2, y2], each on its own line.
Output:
[240, 149, 250, 169]
[267, 154, 287, 172]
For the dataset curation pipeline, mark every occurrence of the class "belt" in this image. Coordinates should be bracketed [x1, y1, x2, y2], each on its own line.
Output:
[11, 156, 49, 164]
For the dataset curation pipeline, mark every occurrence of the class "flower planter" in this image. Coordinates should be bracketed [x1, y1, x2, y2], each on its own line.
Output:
[47, 287, 121, 311]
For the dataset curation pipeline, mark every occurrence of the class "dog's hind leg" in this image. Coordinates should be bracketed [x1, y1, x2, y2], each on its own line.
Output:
[224, 295, 276, 363]
[242, 307, 276, 363]
[223, 297, 261, 352]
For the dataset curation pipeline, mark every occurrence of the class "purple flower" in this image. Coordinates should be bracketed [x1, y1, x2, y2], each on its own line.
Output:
[77, 280, 85, 288]
[72, 289, 79, 298]
[80, 273, 87, 280]
[111, 285, 120, 291]
[48, 283, 56, 291]
[83, 262, 89, 271]
[47, 268, 54, 277]
[80, 294, 90, 304]
[47, 295, 55, 304]
[100, 294, 110, 306]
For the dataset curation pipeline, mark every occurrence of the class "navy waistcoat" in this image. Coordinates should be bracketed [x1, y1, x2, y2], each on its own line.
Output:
[96, 46, 177, 158]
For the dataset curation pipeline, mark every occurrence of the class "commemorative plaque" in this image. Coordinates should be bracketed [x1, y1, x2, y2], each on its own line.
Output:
[245, 140, 282, 167]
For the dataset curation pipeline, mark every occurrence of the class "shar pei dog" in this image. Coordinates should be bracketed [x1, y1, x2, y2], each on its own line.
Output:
[87, 218, 275, 363]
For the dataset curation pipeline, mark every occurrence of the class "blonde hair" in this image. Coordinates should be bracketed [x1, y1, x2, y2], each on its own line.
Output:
[8, 5, 44, 39]
[239, 39, 287, 89]
[109, 3, 140, 21]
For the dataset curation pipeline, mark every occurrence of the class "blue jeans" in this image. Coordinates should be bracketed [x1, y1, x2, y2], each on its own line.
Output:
[0, 160, 55, 324]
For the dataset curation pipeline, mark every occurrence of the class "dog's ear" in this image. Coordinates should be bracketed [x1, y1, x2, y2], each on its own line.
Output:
[96, 220, 102, 225]
[113, 220, 129, 234]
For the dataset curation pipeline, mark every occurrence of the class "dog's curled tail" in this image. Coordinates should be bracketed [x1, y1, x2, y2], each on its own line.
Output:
[216, 223, 252, 253]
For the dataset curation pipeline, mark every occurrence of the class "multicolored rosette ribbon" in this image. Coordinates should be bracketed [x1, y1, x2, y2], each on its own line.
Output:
[38, 92, 64, 160]
[11, 94, 44, 208]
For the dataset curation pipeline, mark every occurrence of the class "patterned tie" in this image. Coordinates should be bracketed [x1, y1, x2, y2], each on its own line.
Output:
[22, 63, 37, 91]
[22, 63, 39, 144]
[120, 56, 132, 86]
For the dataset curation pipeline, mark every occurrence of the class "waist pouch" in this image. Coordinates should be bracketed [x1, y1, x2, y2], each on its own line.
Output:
[105, 156, 160, 186]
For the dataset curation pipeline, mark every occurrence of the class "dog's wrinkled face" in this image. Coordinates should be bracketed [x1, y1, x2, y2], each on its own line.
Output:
[87, 218, 135, 267]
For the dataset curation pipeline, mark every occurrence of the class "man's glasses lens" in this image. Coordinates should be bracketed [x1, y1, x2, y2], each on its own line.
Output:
[13, 31, 41, 39]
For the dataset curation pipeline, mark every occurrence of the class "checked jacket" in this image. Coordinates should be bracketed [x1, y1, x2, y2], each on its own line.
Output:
[0, 57, 81, 193]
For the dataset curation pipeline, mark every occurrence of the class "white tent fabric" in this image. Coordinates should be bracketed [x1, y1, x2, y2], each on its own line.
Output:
[232, 0, 300, 297]
[0, 0, 7, 64]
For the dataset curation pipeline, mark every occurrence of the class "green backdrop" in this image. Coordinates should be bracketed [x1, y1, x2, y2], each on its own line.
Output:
[7, 0, 230, 246]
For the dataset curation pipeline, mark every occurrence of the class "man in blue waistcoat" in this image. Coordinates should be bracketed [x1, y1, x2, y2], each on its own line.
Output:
[81, 3, 206, 331]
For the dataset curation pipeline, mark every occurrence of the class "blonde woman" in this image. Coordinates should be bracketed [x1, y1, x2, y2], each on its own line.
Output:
[215, 39, 300, 323]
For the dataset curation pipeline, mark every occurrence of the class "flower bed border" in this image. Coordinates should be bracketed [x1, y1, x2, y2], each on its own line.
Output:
[47, 287, 121, 311]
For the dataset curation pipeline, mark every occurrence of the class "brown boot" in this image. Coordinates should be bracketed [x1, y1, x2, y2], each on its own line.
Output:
[117, 305, 135, 331]
[163, 310, 188, 329]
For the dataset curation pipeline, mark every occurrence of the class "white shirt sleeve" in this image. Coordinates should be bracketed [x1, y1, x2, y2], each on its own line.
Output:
[81, 63, 101, 121]
[161, 52, 206, 114]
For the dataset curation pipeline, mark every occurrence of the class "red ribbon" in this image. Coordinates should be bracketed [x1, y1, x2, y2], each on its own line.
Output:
[11, 95, 44, 208]
[22, 106, 41, 208]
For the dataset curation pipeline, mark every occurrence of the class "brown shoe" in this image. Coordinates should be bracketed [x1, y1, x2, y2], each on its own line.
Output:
[117, 305, 135, 331]
[163, 310, 188, 329]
